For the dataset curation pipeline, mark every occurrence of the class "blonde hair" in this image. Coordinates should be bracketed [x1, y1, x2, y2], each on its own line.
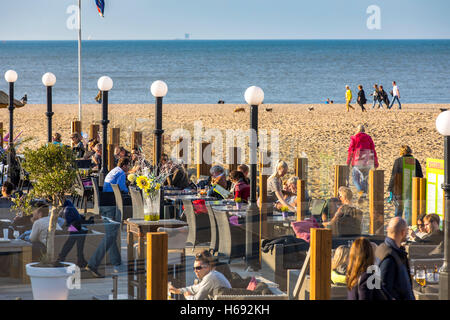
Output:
[400, 145, 412, 156]
[270, 160, 288, 179]
[356, 124, 365, 134]
[338, 186, 353, 202]
[332, 245, 350, 270]
[286, 176, 299, 186]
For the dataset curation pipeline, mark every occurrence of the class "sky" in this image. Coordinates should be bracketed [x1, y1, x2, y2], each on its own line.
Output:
[0, 0, 450, 40]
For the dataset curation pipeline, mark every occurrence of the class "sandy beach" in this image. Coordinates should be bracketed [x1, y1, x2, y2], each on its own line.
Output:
[1, 103, 447, 206]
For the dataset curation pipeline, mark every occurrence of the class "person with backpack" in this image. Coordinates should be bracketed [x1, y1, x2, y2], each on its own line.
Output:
[347, 237, 385, 300]
[375, 217, 415, 300]
[356, 85, 367, 112]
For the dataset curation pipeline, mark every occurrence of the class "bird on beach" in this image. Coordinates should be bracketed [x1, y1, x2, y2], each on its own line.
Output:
[265, 107, 273, 112]
[21, 94, 27, 104]
[308, 106, 314, 111]
[234, 107, 245, 112]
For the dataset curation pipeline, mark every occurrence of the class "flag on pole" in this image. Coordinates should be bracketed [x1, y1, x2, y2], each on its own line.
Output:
[95, 0, 105, 17]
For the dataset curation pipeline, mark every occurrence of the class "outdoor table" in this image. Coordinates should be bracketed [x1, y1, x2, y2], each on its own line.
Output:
[124, 218, 188, 300]
[164, 194, 218, 219]
[0, 239, 32, 284]
[212, 204, 249, 213]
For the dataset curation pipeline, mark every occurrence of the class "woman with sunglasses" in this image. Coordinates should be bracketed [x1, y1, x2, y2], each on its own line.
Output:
[168, 250, 231, 300]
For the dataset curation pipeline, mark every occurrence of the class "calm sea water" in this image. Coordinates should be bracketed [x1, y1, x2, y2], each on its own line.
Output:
[1, 40, 450, 104]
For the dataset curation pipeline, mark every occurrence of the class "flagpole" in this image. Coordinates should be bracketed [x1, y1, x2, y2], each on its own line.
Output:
[78, 0, 82, 123]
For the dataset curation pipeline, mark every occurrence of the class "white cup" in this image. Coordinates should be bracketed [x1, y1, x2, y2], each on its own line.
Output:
[3, 228, 8, 240]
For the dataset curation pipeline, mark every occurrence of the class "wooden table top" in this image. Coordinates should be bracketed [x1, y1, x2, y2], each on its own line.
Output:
[0, 239, 32, 252]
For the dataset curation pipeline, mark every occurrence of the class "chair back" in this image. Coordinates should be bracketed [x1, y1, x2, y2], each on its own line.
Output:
[91, 177, 101, 215]
[182, 199, 197, 247]
[182, 199, 211, 248]
[309, 199, 326, 221]
[213, 209, 232, 260]
[0, 207, 15, 220]
[111, 184, 123, 223]
[130, 187, 144, 219]
[157, 226, 189, 250]
[206, 203, 218, 253]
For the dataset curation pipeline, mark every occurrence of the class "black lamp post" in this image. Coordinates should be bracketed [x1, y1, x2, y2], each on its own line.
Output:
[42, 72, 56, 142]
[436, 110, 450, 300]
[151, 80, 168, 218]
[97, 76, 113, 187]
[4, 70, 18, 184]
[244, 86, 264, 271]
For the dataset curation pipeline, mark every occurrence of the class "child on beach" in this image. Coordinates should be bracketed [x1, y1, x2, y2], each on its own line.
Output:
[345, 85, 355, 112]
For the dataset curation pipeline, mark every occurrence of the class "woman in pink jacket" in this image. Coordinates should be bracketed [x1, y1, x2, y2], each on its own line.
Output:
[346, 125, 379, 200]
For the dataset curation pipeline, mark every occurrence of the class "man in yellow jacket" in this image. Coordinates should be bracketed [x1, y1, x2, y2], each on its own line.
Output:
[345, 85, 355, 112]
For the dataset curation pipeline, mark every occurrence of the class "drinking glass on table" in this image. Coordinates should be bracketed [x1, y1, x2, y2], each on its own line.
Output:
[416, 269, 426, 287]
[13, 230, 20, 239]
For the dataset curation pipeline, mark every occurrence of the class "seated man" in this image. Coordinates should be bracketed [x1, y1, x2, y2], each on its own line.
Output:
[408, 213, 443, 245]
[71, 132, 85, 159]
[169, 250, 231, 300]
[165, 161, 190, 190]
[0, 181, 15, 208]
[102, 157, 130, 193]
[325, 186, 363, 236]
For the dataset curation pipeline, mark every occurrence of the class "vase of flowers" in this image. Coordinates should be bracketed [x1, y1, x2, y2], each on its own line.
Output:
[281, 206, 290, 219]
[133, 166, 171, 221]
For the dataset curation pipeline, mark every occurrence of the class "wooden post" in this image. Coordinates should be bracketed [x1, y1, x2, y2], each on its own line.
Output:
[109, 127, 120, 146]
[228, 146, 241, 173]
[259, 151, 272, 176]
[153, 134, 165, 164]
[196, 142, 211, 179]
[259, 173, 269, 241]
[89, 124, 100, 141]
[107, 144, 115, 171]
[132, 131, 143, 151]
[295, 157, 308, 181]
[310, 228, 332, 300]
[419, 177, 426, 216]
[412, 177, 427, 226]
[369, 170, 384, 235]
[296, 179, 307, 221]
[146, 232, 168, 300]
[0, 122, 3, 149]
[334, 165, 349, 198]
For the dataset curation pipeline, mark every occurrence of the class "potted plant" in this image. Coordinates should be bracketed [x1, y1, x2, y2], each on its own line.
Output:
[13, 143, 78, 300]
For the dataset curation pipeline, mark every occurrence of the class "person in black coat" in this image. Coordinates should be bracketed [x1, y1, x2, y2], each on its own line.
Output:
[356, 85, 367, 112]
[387, 145, 423, 220]
[379, 85, 390, 108]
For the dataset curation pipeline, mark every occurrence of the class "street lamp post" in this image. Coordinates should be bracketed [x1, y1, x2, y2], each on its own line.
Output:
[4, 70, 18, 185]
[97, 76, 113, 187]
[150, 80, 168, 218]
[244, 86, 264, 271]
[436, 110, 450, 300]
[42, 72, 56, 143]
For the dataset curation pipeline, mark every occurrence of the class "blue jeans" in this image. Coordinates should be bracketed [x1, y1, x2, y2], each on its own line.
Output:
[389, 96, 401, 109]
[88, 208, 121, 269]
[352, 167, 370, 193]
[372, 99, 384, 109]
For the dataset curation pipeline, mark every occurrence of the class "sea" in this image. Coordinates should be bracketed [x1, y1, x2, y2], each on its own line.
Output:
[1, 40, 450, 105]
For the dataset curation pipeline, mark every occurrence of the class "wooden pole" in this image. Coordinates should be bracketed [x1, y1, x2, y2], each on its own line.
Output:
[295, 157, 308, 181]
[296, 179, 307, 221]
[334, 165, 349, 198]
[146, 232, 168, 300]
[196, 142, 211, 179]
[109, 127, 120, 146]
[107, 144, 115, 171]
[412, 177, 421, 227]
[419, 177, 426, 216]
[228, 146, 241, 173]
[310, 228, 332, 300]
[89, 124, 100, 141]
[0, 122, 3, 149]
[369, 169, 384, 235]
[71, 120, 82, 147]
[259, 150, 271, 176]
[131, 131, 143, 151]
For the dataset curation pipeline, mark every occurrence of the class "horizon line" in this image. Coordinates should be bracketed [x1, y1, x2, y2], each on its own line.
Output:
[2, 38, 450, 42]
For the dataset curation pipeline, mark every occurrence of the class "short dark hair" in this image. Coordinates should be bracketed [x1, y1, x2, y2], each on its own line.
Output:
[237, 164, 249, 173]
[2, 181, 14, 195]
[195, 250, 216, 266]
[118, 157, 130, 168]
[229, 170, 245, 182]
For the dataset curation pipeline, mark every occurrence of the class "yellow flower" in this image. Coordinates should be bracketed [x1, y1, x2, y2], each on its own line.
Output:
[281, 206, 289, 212]
[127, 173, 136, 183]
[155, 183, 161, 191]
[136, 176, 150, 190]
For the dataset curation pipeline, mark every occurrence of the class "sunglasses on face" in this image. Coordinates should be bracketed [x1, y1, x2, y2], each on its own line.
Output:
[193, 265, 205, 271]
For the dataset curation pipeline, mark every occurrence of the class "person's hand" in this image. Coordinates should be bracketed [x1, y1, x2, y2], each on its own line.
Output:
[183, 291, 193, 298]
[387, 192, 393, 203]
[408, 227, 416, 240]
[168, 283, 179, 294]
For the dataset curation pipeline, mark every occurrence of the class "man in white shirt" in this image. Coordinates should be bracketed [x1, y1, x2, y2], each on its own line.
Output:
[29, 205, 64, 246]
[389, 81, 402, 110]
[169, 250, 231, 300]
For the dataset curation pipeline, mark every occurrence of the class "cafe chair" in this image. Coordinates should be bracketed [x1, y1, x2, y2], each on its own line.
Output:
[91, 177, 116, 216]
[182, 199, 211, 251]
[213, 208, 245, 264]
[206, 203, 219, 254]
[111, 184, 133, 227]
[130, 187, 144, 219]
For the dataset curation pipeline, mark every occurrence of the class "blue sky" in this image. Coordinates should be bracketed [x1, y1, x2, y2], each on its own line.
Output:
[1, 0, 449, 40]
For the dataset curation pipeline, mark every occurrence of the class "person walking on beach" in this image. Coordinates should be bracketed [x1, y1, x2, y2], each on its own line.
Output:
[347, 124, 379, 202]
[379, 85, 390, 108]
[345, 85, 355, 112]
[357, 85, 367, 112]
[388, 81, 402, 110]
[370, 84, 381, 109]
